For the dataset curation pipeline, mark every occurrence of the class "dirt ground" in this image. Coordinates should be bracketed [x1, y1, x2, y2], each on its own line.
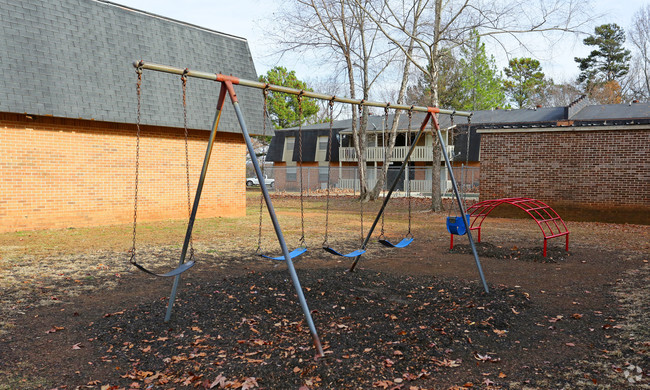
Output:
[0, 194, 648, 389]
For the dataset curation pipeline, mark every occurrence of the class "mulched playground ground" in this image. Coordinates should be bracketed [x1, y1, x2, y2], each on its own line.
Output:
[0, 197, 648, 389]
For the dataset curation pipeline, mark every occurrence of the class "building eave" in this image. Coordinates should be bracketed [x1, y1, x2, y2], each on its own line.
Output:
[477, 123, 650, 134]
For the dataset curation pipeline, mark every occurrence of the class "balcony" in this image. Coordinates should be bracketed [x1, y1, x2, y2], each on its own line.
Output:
[339, 145, 454, 163]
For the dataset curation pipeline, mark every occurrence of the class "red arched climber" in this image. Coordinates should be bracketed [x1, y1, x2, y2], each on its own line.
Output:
[449, 197, 569, 257]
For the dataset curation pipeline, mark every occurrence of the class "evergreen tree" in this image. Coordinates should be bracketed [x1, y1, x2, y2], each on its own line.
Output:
[258, 67, 319, 129]
[457, 31, 506, 111]
[574, 23, 632, 85]
[503, 58, 547, 108]
[406, 50, 464, 109]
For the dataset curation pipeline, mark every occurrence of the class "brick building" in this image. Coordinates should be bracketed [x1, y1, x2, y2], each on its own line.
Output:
[467, 99, 650, 224]
[268, 98, 649, 224]
[1, 0, 264, 232]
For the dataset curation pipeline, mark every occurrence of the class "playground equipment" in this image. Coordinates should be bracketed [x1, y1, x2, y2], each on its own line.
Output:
[132, 60, 489, 356]
[449, 197, 570, 257]
[322, 101, 367, 258]
[347, 109, 488, 297]
[447, 214, 471, 236]
[377, 107, 414, 249]
[446, 113, 472, 247]
[256, 88, 308, 261]
[129, 68, 195, 278]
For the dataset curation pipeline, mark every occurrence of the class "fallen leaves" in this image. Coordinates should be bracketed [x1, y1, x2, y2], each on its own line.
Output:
[103, 311, 124, 318]
[473, 353, 501, 363]
[432, 358, 462, 367]
[46, 325, 65, 334]
[80, 268, 534, 388]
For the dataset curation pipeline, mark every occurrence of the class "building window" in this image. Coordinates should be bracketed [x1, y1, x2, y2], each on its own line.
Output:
[319, 166, 329, 182]
[285, 137, 295, 153]
[318, 136, 328, 151]
[287, 167, 297, 182]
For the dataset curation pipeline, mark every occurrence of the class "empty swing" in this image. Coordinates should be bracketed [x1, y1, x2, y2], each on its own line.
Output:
[378, 107, 414, 248]
[257, 89, 308, 261]
[322, 99, 367, 258]
[129, 67, 195, 277]
[446, 113, 472, 238]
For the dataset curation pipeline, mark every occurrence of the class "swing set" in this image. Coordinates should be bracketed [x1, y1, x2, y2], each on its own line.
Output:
[130, 60, 489, 357]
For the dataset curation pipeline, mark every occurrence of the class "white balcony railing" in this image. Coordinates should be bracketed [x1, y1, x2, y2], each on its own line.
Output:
[339, 145, 454, 162]
[336, 179, 446, 193]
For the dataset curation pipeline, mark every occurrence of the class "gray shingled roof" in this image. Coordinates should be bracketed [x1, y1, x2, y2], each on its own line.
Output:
[0, 0, 264, 134]
[570, 102, 650, 121]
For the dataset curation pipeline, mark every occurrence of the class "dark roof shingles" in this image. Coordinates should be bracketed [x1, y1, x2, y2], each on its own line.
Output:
[0, 0, 264, 134]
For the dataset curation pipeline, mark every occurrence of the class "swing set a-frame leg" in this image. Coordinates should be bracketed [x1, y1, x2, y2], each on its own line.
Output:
[164, 78, 324, 357]
[435, 116, 489, 293]
[349, 111, 489, 294]
[165, 82, 228, 323]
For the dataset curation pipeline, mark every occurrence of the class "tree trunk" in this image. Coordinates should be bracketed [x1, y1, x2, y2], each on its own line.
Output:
[428, 0, 443, 212]
[367, 13, 417, 202]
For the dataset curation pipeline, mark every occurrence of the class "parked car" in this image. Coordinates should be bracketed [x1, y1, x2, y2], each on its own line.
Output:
[246, 175, 274, 187]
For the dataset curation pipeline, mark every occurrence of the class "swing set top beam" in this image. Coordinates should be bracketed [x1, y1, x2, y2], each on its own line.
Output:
[134, 61, 472, 117]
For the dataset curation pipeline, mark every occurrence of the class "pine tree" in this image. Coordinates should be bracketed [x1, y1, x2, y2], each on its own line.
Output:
[406, 50, 464, 109]
[457, 31, 506, 111]
[574, 23, 632, 85]
[503, 58, 547, 109]
[258, 67, 319, 129]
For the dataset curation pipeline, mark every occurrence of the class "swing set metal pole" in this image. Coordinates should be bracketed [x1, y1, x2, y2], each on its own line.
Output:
[136, 61, 472, 117]
[165, 82, 228, 322]
[226, 82, 325, 357]
[349, 112, 434, 272]
[436, 119, 490, 294]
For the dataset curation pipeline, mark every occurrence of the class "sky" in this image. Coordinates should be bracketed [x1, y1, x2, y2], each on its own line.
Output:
[114, 0, 647, 87]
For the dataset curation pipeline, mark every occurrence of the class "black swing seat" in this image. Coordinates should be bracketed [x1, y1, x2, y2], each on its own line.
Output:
[132, 260, 195, 277]
[378, 237, 414, 248]
[322, 246, 366, 258]
[446, 215, 471, 235]
[260, 247, 307, 261]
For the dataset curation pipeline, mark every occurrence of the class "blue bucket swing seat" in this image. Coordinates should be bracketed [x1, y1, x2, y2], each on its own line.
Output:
[446, 214, 471, 235]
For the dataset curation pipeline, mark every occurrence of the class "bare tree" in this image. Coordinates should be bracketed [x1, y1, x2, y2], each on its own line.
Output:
[267, 0, 415, 200]
[541, 80, 583, 107]
[629, 5, 650, 100]
[355, 0, 595, 210]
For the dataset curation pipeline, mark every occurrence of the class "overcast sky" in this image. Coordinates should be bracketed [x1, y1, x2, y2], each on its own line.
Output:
[114, 0, 647, 86]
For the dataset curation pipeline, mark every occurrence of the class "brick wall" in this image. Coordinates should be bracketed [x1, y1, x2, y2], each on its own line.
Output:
[0, 113, 246, 232]
[479, 128, 650, 224]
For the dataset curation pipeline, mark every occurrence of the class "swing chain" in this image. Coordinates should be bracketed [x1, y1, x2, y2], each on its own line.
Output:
[322, 97, 335, 247]
[358, 102, 364, 245]
[256, 86, 270, 254]
[130, 66, 143, 264]
[379, 104, 389, 239]
[181, 71, 194, 260]
[406, 106, 413, 237]
[298, 92, 306, 247]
